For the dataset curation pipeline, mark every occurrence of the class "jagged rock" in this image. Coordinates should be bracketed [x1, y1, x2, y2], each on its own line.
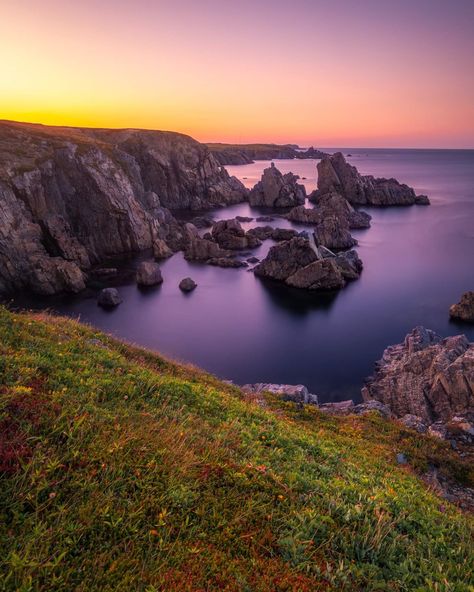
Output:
[399, 414, 428, 433]
[271, 228, 299, 241]
[98, 288, 122, 307]
[353, 400, 393, 418]
[136, 261, 163, 287]
[247, 256, 260, 264]
[319, 400, 355, 413]
[211, 219, 261, 250]
[236, 215, 254, 222]
[313, 217, 357, 250]
[184, 236, 231, 261]
[191, 215, 214, 229]
[286, 258, 345, 290]
[335, 250, 363, 280]
[450, 291, 474, 323]
[207, 258, 247, 268]
[0, 120, 248, 295]
[152, 239, 173, 259]
[242, 383, 319, 405]
[179, 277, 197, 292]
[317, 152, 430, 206]
[249, 163, 306, 207]
[362, 327, 474, 424]
[254, 237, 319, 282]
[247, 226, 274, 241]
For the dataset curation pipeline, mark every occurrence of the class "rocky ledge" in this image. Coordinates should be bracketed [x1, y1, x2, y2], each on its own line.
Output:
[361, 327, 473, 442]
[254, 236, 362, 291]
[248, 163, 306, 207]
[317, 152, 430, 206]
[207, 143, 329, 165]
[450, 291, 474, 324]
[0, 120, 247, 295]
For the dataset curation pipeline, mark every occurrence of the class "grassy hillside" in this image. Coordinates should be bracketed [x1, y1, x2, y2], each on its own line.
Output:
[0, 306, 473, 591]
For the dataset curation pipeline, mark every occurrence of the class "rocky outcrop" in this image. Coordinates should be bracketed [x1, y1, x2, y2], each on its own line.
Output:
[253, 237, 362, 291]
[207, 143, 329, 165]
[317, 152, 430, 206]
[211, 219, 261, 250]
[362, 327, 474, 425]
[179, 277, 197, 292]
[242, 383, 319, 405]
[450, 292, 474, 323]
[98, 287, 122, 307]
[0, 120, 247, 295]
[136, 261, 163, 287]
[249, 163, 306, 207]
[246, 226, 300, 242]
[184, 236, 231, 261]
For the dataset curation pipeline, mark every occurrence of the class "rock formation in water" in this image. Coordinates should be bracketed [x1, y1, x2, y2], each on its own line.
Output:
[248, 163, 306, 207]
[0, 120, 247, 295]
[362, 327, 474, 428]
[179, 277, 197, 292]
[207, 143, 329, 165]
[253, 236, 362, 291]
[211, 219, 261, 250]
[317, 152, 430, 206]
[136, 261, 163, 287]
[450, 292, 474, 324]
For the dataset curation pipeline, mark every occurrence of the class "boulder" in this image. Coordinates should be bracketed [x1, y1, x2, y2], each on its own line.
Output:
[136, 261, 163, 287]
[254, 237, 319, 282]
[207, 258, 247, 268]
[179, 277, 197, 292]
[286, 258, 345, 291]
[98, 288, 122, 308]
[362, 327, 474, 425]
[211, 219, 261, 250]
[249, 163, 306, 207]
[184, 237, 231, 261]
[450, 291, 474, 323]
[317, 152, 430, 206]
[313, 217, 357, 250]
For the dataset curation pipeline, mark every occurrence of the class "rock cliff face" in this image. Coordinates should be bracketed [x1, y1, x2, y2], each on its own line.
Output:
[207, 143, 329, 165]
[0, 121, 247, 295]
[249, 163, 306, 207]
[362, 327, 474, 424]
[317, 152, 430, 206]
[450, 292, 474, 324]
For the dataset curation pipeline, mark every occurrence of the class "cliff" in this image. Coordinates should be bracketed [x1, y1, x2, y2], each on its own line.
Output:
[0, 307, 473, 590]
[207, 142, 328, 165]
[0, 121, 247, 295]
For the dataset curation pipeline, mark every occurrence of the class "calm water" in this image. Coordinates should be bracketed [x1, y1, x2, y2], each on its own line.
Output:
[14, 149, 474, 402]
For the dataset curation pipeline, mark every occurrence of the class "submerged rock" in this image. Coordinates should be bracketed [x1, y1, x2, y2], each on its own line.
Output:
[450, 291, 474, 323]
[249, 163, 306, 207]
[317, 152, 430, 206]
[136, 261, 163, 287]
[362, 326, 474, 425]
[98, 288, 122, 308]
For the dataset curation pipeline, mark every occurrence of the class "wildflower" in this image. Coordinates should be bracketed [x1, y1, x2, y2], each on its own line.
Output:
[277, 494, 285, 501]
[49, 492, 57, 499]
[149, 529, 159, 536]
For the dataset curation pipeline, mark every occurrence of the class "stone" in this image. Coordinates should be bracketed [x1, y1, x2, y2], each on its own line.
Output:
[249, 163, 306, 207]
[362, 327, 474, 424]
[179, 277, 197, 292]
[191, 215, 214, 228]
[98, 288, 122, 307]
[313, 217, 357, 250]
[319, 400, 355, 413]
[317, 152, 430, 206]
[242, 383, 318, 406]
[207, 258, 247, 268]
[286, 258, 345, 291]
[236, 215, 254, 222]
[396, 453, 408, 465]
[399, 414, 428, 433]
[184, 237, 231, 261]
[256, 215, 275, 222]
[449, 291, 474, 323]
[254, 237, 319, 282]
[211, 219, 261, 250]
[136, 261, 163, 287]
[247, 256, 260, 264]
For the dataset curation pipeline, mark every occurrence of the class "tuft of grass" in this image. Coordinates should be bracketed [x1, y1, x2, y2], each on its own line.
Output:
[0, 306, 473, 591]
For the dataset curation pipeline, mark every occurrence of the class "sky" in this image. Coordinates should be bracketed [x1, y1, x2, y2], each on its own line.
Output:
[1, 0, 473, 147]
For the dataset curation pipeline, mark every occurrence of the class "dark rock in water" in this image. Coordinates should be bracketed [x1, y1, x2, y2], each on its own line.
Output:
[247, 256, 260, 264]
[98, 288, 122, 307]
[90, 267, 119, 279]
[136, 261, 163, 287]
[247, 226, 275, 241]
[184, 236, 231, 261]
[313, 217, 357, 250]
[249, 163, 306, 207]
[0, 120, 248, 296]
[242, 383, 319, 406]
[271, 228, 299, 242]
[236, 215, 254, 222]
[335, 250, 363, 280]
[317, 152, 430, 206]
[286, 258, 345, 291]
[254, 237, 319, 282]
[211, 219, 261, 250]
[192, 215, 215, 229]
[362, 326, 474, 425]
[179, 277, 197, 292]
[256, 215, 275, 222]
[450, 291, 474, 323]
[207, 258, 247, 268]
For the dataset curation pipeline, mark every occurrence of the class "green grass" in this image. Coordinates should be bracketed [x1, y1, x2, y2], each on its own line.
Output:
[0, 306, 473, 591]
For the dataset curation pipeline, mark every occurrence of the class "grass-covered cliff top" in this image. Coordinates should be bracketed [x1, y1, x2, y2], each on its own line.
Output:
[0, 306, 473, 591]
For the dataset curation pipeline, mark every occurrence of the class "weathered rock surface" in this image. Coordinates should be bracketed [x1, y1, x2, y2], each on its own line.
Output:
[207, 258, 247, 268]
[136, 261, 163, 287]
[242, 383, 319, 405]
[317, 152, 430, 206]
[246, 226, 299, 242]
[249, 163, 306, 207]
[362, 327, 474, 425]
[0, 120, 247, 295]
[179, 277, 197, 292]
[253, 237, 362, 291]
[207, 143, 329, 165]
[450, 291, 474, 323]
[211, 219, 261, 250]
[98, 287, 122, 307]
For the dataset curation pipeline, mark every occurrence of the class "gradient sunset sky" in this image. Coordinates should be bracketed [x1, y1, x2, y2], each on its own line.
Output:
[1, 0, 473, 147]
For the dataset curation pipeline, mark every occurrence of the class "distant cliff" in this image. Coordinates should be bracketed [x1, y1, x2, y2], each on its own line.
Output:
[0, 121, 247, 295]
[207, 143, 329, 165]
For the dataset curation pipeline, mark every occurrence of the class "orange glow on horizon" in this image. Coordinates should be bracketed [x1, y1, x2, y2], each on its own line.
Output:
[1, 1, 473, 148]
